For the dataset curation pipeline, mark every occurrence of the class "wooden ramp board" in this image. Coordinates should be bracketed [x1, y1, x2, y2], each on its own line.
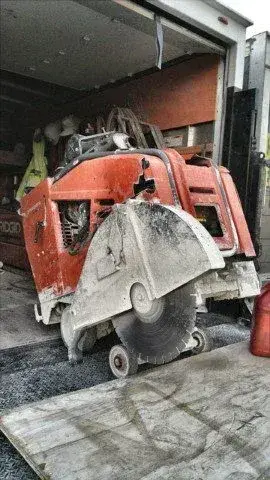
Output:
[1, 342, 270, 480]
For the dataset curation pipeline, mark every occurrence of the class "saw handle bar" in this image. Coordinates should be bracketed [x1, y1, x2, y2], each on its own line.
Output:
[53, 149, 180, 206]
[213, 166, 239, 258]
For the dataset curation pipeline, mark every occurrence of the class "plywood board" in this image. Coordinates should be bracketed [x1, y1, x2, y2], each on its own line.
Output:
[1, 342, 270, 480]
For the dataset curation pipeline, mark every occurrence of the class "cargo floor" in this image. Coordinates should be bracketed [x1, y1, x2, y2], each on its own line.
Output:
[1, 342, 270, 480]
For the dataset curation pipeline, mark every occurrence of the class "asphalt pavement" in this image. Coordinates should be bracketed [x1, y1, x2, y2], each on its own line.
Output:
[0, 268, 251, 479]
[0, 317, 250, 480]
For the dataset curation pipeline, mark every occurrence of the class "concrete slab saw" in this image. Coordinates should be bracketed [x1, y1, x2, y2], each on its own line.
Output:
[19, 145, 260, 377]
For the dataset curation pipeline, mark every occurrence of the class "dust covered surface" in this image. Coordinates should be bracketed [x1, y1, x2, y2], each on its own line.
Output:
[1, 341, 269, 480]
[0, 314, 253, 480]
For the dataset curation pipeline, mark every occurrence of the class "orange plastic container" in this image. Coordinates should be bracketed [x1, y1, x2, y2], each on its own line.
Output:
[250, 283, 270, 357]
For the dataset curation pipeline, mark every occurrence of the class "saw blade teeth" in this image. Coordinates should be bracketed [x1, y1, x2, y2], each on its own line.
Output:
[113, 284, 196, 366]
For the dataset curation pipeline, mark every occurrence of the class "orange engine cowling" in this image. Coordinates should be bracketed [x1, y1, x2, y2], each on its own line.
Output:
[20, 149, 255, 301]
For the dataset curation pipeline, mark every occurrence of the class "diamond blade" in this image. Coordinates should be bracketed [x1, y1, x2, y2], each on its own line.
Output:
[113, 283, 196, 365]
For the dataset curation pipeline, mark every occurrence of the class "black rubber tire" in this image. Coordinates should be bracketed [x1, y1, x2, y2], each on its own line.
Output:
[192, 327, 212, 354]
[78, 328, 97, 353]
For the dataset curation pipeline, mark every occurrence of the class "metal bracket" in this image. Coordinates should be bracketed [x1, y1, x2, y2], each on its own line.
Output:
[251, 151, 266, 165]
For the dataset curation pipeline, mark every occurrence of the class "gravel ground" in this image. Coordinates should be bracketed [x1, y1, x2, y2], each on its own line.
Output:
[0, 315, 250, 480]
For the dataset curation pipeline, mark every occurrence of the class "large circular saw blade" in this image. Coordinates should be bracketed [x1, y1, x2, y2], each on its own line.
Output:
[113, 283, 196, 365]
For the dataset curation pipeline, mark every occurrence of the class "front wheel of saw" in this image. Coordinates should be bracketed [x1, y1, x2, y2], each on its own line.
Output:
[109, 345, 138, 378]
[192, 327, 212, 354]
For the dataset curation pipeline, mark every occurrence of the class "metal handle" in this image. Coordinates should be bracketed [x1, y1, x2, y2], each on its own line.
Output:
[34, 221, 45, 243]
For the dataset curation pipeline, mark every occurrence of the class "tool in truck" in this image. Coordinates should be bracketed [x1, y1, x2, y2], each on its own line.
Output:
[20, 131, 260, 377]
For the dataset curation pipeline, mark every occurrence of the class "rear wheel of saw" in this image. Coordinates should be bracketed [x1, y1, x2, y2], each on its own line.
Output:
[113, 282, 196, 365]
[109, 344, 138, 378]
[78, 328, 97, 353]
[192, 327, 212, 354]
[61, 308, 97, 353]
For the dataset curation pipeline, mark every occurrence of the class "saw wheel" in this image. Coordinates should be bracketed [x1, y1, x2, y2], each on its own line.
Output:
[113, 282, 196, 365]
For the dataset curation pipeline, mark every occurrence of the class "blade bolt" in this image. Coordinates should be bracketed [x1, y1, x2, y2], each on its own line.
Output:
[114, 355, 122, 368]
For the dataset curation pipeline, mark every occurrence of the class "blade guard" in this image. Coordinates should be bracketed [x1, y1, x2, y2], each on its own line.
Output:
[65, 200, 225, 335]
